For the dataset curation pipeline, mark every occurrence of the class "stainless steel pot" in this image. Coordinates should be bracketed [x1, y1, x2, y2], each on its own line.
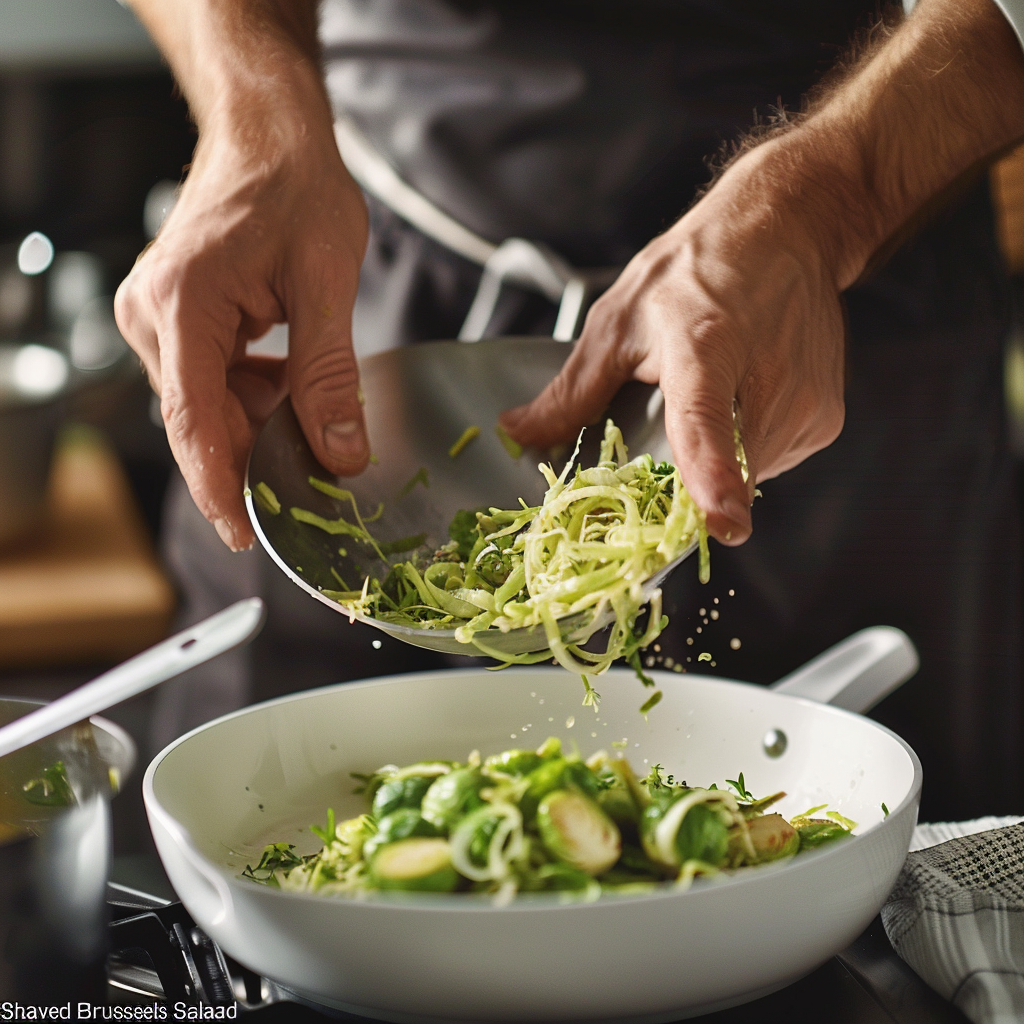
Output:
[0, 344, 70, 548]
[0, 698, 135, 1003]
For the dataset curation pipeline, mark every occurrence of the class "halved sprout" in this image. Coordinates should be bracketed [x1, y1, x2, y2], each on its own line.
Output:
[369, 838, 458, 892]
[537, 790, 621, 876]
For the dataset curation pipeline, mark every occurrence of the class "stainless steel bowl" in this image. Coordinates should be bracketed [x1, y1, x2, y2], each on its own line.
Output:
[0, 343, 70, 548]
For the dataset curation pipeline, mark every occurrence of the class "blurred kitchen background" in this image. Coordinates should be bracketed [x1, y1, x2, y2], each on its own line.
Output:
[4, 0, 1024, 890]
[0, 0, 190, 891]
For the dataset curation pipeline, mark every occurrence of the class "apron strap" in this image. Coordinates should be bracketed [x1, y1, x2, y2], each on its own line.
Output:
[334, 116, 619, 341]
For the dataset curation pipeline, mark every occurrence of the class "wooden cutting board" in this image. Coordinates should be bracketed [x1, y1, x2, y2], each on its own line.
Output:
[0, 427, 175, 666]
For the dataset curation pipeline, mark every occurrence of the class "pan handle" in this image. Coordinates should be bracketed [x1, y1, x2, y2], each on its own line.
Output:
[769, 626, 918, 714]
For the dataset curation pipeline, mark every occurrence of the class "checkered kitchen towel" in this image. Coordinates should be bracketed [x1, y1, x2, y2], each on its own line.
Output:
[882, 817, 1024, 1024]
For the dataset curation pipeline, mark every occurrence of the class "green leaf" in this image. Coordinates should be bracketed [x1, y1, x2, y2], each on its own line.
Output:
[639, 690, 662, 715]
[400, 467, 430, 495]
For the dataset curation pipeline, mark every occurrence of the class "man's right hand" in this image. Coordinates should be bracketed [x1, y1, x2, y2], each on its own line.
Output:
[116, 0, 368, 551]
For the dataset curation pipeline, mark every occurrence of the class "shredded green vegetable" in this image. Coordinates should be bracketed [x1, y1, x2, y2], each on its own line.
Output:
[449, 425, 481, 459]
[242, 738, 856, 901]
[495, 422, 523, 460]
[287, 420, 710, 699]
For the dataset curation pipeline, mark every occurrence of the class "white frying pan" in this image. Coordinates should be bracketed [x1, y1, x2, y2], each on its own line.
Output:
[144, 626, 921, 1023]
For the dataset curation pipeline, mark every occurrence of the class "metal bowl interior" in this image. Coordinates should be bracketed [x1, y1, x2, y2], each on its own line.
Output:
[0, 698, 136, 833]
[245, 337, 680, 656]
[145, 666, 921, 1023]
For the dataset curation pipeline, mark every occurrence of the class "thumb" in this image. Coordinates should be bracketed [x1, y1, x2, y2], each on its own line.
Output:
[663, 362, 752, 546]
[500, 332, 634, 449]
[287, 290, 369, 476]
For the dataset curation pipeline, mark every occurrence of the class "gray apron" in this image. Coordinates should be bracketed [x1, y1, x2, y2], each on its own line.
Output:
[157, 1, 1021, 822]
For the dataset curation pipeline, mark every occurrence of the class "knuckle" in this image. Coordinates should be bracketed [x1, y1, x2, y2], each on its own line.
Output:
[293, 344, 360, 400]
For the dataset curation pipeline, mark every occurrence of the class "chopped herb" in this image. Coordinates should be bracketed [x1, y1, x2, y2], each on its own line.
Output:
[881, 802, 890, 818]
[242, 842, 304, 885]
[400, 467, 430, 495]
[448, 425, 481, 459]
[254, 481, 281, 515]
[639, 690, 663, 715]
[697, 652, 712, 662]
[495, 423, 522, 460]
[22, 761, 75, 807]
[725, 773, 755, 802]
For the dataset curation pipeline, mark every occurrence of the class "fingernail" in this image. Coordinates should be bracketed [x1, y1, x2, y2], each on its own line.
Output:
[213, 517, 236, 550]
[324, 421, 367, 463]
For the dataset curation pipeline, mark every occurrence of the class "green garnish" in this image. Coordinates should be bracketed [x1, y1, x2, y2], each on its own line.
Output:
[639, 690, 662, 715]
[448, 426, 481, 459]
[22, 761, 75, 807]
[495, 423, 523, 460]
[400, 467, 430, 495]
[254, 481, 281, 515]
[725, 773, 755, 803]
[881, 802, 890, 818]
[697, 652, 712, 662]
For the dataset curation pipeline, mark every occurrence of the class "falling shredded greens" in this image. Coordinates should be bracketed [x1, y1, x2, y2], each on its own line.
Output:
[448, 426, 481, 459]
[495, 423, 523, 460]
[254, 481, 281, 516]
[242, 738, 856, 901]
[285, 420, 709, 703]
[400, 467, 430, 495]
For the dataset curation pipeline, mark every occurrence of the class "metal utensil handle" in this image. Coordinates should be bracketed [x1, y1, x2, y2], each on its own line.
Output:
[0, 599, 266, 759]
[769, 626, 919, 714]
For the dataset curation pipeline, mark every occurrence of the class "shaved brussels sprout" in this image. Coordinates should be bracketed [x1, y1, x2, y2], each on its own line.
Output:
[369, 838, 458, 892]
[537, 790, 621, 876]
[372, 774, 434, 819]
[484, 749, 541, 776]
[363, 808, 439, 862]
[793, 818, 854, 849]
[744, 813, 799, 862]
[421, 767, 485, 830]
[245, 737, 857, 900]
[641, 793, 731, 870]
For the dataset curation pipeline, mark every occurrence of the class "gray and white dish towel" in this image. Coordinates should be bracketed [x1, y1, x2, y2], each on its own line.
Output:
[883, 816, 1024, 1024]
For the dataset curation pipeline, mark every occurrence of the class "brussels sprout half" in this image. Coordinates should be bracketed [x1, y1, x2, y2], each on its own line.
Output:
[421, 767, 485, 830]
[362, 808, 439, 862]
[537, 789, 621, 876]
[369, 838, 459, 892]
[641, 792, 731, 870]
[744, 813, 799, 862]
[372, 774, 435, 819]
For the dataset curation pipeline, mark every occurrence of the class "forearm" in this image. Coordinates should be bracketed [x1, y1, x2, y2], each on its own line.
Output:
[721, 0, 1024, 291]
[126, 0, 330, 140]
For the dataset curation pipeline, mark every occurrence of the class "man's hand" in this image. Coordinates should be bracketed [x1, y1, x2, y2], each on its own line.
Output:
[502, 147, 846, 545]
[503, 0, 1024, 546]
[116, 0, 369, 551]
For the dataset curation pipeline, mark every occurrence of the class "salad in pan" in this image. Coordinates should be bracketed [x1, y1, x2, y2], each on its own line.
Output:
[243, 737, 855, 901]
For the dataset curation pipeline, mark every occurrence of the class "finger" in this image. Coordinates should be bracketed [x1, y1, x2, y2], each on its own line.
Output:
[159, 314, 256, 551]
[227, 355, 288, 428]
[661, 347, 751, 546]
[286, 271, 368, 476]
[114, 272, 163, 393]
[500, 315, 638, 448]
